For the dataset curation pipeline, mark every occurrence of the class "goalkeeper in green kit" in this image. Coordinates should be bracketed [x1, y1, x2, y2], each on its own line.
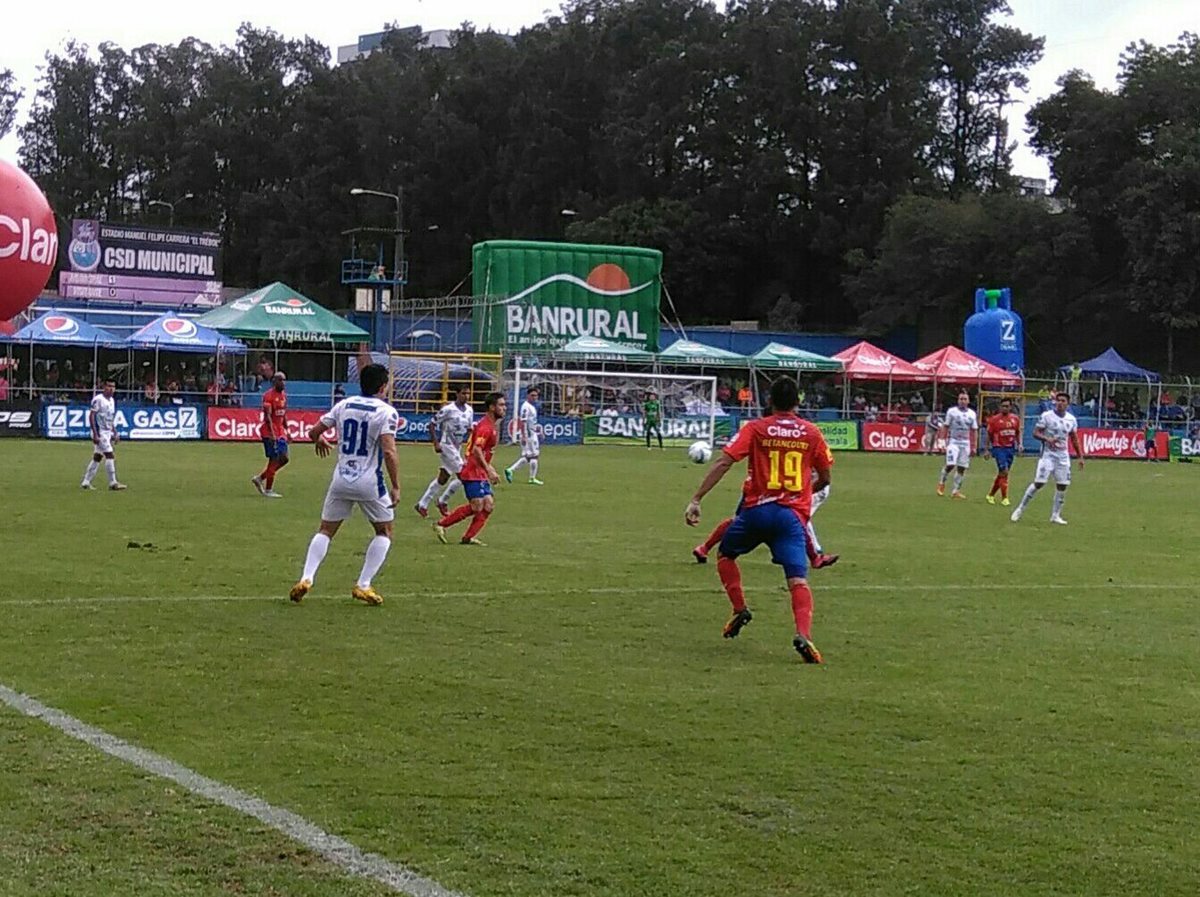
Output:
[643, 390, 664, 450]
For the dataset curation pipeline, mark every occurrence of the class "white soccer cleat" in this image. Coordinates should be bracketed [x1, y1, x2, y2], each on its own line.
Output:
[110, 483, 128, 491]
[81, 482, 94, 490]
[1010, 507, 1022, 522]
[1050, 515, 1068, 525]
[264, 490, 283, 499]
[251, 475, 266, 495]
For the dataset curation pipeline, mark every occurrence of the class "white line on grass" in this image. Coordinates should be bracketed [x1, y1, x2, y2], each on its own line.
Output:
[0, 583, 1195, 607]
[0, 683, 465, 897]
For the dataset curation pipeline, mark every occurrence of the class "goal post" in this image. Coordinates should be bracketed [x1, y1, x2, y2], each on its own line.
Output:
[508, 363, 725, 447]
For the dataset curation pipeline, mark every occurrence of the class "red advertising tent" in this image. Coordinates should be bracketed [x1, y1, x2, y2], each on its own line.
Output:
[0, 319, 15, 336]
[913, 345, 1022, 388]
[833, 341, 932, 382]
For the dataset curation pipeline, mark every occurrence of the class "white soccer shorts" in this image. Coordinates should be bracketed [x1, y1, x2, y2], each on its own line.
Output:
[437, 444, 465, 475]
[321, 488, 395, 523]
[522, 433, 541, 458]
[1034, 454, 1071, 485]
[944, 442, 971, 469]
[93, 432, 115, 454]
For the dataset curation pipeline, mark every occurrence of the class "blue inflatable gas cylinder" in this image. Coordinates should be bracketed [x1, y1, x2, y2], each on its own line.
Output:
[964, 288, 1024, 372]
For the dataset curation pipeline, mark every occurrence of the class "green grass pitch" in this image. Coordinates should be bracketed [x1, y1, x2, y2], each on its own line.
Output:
[1, 440, 1197, 896]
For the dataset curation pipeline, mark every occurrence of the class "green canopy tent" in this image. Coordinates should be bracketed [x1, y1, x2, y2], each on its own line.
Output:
[196, 283, 369, 403]
[657, 340, 750, 367]
[551, 335, 657, 364]
[749, 342, 843, 372]
[748, 342, 844, 411]
[195, 282, 368, 343]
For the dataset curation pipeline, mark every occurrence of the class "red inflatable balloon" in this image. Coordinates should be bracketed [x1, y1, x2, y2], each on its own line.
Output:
[0, 160, 58, 320]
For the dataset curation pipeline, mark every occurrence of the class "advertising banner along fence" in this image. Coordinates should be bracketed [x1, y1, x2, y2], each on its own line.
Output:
[473, 240, 662, 354]
[1074, 428, 1168, 460]
[0, 399, 38, 437]
[43, 403, 205, 440]
[207, 408, 332, 443]
[584, 414, 733, 446]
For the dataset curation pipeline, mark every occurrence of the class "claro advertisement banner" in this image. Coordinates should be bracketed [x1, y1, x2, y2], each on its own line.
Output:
[863, 422, 977, 454]
[44, 403, 204, 440]
[207, 408, 331, 442]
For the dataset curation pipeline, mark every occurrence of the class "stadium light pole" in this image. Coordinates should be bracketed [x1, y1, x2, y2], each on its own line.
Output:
[148, 192, 194, 226]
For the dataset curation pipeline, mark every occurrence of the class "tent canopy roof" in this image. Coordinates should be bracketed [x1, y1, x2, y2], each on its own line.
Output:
[1061, 347, 1159, 381]
[832, 340, 931, 381]
[658, 340, 749, 366]
[750, 342, 843, 371]
[914, 345, 1022, 387]
[3, 310, 124, 348]
[195, 282, 368, 343]
[553, 335, 656, 361]
[125, 313, 248, 354]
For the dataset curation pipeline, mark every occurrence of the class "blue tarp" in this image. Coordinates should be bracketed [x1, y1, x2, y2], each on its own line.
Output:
[2, 310, 124, 347]
[1061, 347, 1159, 381]
[125, 314, 248, 354]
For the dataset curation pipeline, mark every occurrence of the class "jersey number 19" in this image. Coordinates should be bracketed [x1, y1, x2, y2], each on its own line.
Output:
[766, 449, 804, 492]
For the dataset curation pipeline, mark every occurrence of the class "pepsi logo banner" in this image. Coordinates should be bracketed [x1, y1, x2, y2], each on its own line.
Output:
[207, 407, 333, 443]
[44, 403, 204, 440]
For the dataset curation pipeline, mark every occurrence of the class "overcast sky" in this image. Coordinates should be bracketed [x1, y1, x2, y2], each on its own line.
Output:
[2, 0, 1196, 180]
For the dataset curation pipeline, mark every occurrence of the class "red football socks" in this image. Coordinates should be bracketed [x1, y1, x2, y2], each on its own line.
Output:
[789, 581, 814, 639]
[262, 460, 278, 489]
[703, 517, 733, 553]
[463, 509, 491, 540]
[438, 505, 474, 528]
[988, 475, 1001, 497]
[717, 556, 747, 613]
[1000, 473, 1009, 498]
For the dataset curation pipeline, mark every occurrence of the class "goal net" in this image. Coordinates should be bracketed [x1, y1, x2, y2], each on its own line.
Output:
[505, 364, 727, 447]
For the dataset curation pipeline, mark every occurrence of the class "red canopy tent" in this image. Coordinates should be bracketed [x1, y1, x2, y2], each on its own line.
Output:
[833, 340, 932, 415]
[0, 319, 15, 336]
[913, 345, 1022, 388]
[833, 341, 931, 382]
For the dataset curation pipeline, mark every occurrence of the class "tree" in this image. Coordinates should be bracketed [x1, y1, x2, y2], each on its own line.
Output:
[0, 68, 21, 140]
[920, 0, 1043, 194]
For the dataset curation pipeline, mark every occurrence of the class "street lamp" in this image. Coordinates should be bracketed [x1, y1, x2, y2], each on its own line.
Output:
[560, 208, 578, 217]
[349, 186, 405, 303]
[148, 192, 194, 227]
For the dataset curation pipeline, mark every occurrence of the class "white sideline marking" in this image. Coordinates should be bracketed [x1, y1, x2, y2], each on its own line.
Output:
[0, 683, 465, 897]
[0, 583, 1195, 607]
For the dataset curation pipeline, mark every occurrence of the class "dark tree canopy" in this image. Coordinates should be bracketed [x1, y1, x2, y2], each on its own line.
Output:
[9, 2, 1198, 369]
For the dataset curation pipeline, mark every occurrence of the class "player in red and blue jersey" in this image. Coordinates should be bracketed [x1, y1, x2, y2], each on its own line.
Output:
[685, 378, 832, 663]
[435, 392, 505, 546]
[252, 372, 289, 498]
[984, 398, 1022, 506]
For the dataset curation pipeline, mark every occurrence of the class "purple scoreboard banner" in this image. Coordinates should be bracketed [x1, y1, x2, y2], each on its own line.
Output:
[66, 219, 223, 306]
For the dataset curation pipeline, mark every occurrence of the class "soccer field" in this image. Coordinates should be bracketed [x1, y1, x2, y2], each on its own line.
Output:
[0, 440, 1197, 897]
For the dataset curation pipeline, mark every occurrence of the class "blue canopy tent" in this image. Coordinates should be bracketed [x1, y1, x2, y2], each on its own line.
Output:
[123, 314, 250, 405]
[1, 310, 124, 398]
[1060, 347, 1161, 426]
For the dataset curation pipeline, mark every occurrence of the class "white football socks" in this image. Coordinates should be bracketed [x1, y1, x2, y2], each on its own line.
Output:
[952, 473, 963, 493]
[418, 478, 440, 509]
[806, 519, 822, 555]
[82, 460, 99, 486]
[529, 459, 539, 479]
[508, 456, 527, 474]
[939, 467, 950, 485]
[104, 459, 117, 485]
[1052, 490, 1066, 518]
[1018, 484, 1037, 511]
[358, 535, 391, 588]
[301, 533, 330, 583]
[438, 479, 462, 503]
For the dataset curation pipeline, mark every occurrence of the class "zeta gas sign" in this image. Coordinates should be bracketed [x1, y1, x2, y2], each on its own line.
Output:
[472, 240, 662, 353]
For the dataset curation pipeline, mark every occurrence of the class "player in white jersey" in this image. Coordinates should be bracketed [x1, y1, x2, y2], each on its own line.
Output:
[936, 391, 978, 499]
[504, 386, 544, 485]
[289, 364, 400, 606]
[1011, 391, 1084, 525]
[414, 386, 473, 518]
[81, 379, 127, 491]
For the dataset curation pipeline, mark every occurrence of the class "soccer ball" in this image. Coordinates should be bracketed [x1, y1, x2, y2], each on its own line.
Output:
[688, 441, 713, 464]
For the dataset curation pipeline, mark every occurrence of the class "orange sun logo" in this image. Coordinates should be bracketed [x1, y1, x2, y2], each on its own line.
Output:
[585, 263, 631, 292]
